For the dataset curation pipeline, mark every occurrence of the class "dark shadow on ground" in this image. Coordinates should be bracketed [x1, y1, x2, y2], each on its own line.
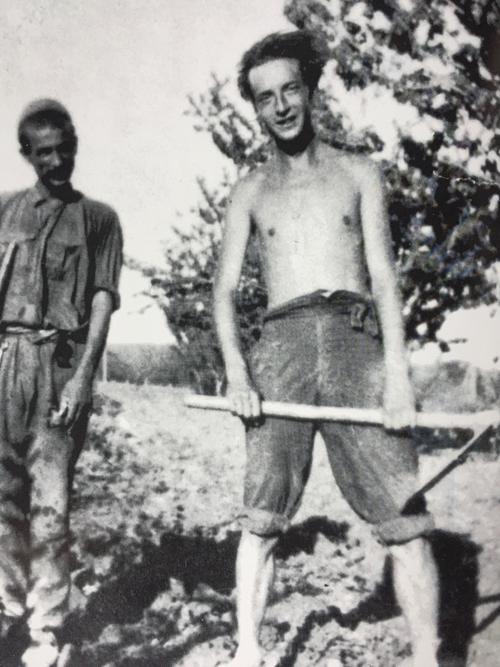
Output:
[477, 593, 500, 605]
[65, 530, 240, 642]
[279, 530, 480, 667]
[475, 603, 500, 635]
[432, 530, 480, 664]
[0, 622, 30, 667]
[58, 516, 348, 666]
[0, 524, 480, 667]
[276, 515, 349, 560]
[474, 592, 500, 635]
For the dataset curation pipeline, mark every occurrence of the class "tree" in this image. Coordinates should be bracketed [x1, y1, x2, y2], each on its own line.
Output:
[147, 0, 500, 393]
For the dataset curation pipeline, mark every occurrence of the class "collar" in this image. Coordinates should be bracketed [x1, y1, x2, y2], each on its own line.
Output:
[28, 181, 80, 207]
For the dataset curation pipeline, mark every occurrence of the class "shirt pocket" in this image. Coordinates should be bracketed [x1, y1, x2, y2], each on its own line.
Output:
[44, 239, 85, 329]
[45, 240, 82, 281]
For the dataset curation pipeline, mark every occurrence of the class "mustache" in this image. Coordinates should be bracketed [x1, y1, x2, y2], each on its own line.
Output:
[46, 166, 71, 179]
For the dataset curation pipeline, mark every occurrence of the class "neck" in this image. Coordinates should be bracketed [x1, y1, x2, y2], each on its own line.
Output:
[40, 180, 73, 200]
[273, 123, 318, 171]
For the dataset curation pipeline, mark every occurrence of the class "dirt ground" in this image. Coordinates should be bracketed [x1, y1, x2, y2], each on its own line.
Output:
[7, 382, 500, 666]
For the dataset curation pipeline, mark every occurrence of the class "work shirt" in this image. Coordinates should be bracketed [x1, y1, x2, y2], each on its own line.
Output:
[0, 182, 122, 332]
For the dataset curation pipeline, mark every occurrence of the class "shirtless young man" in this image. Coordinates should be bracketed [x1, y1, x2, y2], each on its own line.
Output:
[214, 31, 440, 667]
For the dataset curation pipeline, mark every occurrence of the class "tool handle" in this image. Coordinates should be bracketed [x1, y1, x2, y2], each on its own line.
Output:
[184, 394, 500, 430]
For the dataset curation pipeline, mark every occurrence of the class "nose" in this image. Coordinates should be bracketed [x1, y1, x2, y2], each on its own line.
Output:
[48, 150, 62, 168]
[275, 93, 290, 115]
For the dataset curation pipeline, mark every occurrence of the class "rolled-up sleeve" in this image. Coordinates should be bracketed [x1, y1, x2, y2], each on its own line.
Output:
[93, 210, 123, 310]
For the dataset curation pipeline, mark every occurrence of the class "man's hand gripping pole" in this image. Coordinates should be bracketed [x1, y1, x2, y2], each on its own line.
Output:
[185, 394, 498, 430]
[184, 394, 499, 498]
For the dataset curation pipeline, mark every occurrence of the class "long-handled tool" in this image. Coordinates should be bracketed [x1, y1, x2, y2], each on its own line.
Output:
[408, 423, 494, 500]
[184, 394, 499, 430]
[185, 394, 500, 498]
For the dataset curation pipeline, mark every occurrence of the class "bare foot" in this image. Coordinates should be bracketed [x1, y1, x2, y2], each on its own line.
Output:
[219, 645, 263, 667]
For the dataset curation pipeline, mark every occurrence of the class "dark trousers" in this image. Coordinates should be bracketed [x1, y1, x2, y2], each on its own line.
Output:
[0, 332, 88, 634]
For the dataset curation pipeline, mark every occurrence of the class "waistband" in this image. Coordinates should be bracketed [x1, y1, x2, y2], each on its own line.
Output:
[263, 289, 380, 337]
[0, 326, 59, 343]
[264, 290, 369, 320]
[0, 325, 87, 345]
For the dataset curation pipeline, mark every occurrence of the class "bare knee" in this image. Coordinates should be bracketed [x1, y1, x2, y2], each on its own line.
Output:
[239, 530, 279, 561]
[389, 536, 434, 570]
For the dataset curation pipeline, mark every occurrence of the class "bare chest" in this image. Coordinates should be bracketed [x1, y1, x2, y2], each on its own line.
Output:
[253, 174, 362, 252]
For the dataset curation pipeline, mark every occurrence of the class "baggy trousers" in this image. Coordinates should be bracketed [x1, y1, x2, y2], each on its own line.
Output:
[242, 290, 433, 543]
[0, 332, 88, 634]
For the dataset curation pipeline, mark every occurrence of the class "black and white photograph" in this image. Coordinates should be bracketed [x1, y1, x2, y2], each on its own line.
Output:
[0, 1, 499, 665]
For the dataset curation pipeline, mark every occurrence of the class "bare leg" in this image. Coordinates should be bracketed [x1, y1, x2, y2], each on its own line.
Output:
[229, 530, 278, 667]
[389, 537, 440, 667]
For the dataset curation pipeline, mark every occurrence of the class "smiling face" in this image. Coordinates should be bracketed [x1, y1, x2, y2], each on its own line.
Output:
[23, 125, 76, 192]
[248, 58, 311, 143]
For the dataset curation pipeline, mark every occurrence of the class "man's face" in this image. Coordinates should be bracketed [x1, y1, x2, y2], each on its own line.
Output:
[23, 125, 76, 191]
[249, 58, 310, 142]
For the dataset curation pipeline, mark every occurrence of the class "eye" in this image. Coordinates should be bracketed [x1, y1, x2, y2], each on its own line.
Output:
[257, 93, 273, 106]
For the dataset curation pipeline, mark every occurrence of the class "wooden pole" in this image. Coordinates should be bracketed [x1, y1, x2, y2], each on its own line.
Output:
[184, 394, 500, 430]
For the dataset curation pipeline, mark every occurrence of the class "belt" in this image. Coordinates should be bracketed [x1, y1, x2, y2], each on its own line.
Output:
[263, 289, 380, 337]
[0, 326, 59, 344]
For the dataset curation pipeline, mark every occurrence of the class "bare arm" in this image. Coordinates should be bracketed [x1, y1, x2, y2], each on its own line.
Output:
[75, 290, 114, 379]
[54, 290, 114, 426]
[359, 162, 416, 429]
[214, 179, 261, 418]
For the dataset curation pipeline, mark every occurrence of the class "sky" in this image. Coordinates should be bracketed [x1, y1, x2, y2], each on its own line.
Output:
[0, 0, 292, 266]
[1, 1, 497, 365]
[0, 0, 292, 344]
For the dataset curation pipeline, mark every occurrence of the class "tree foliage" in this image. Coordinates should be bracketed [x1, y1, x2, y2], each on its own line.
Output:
[147, 0, 500, 392]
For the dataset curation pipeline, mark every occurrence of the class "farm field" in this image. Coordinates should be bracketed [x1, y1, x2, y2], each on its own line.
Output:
[9, 381, 499, 666]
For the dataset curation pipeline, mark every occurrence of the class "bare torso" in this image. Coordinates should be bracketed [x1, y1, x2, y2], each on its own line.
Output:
[249, 143, 370, 308]
[216, 132, 414, 428]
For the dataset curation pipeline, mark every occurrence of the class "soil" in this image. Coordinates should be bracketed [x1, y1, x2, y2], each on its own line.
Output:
[5, 382, 500, 666]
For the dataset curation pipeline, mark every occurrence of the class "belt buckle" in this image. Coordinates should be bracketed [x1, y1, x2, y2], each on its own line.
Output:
[350, 302, 367, 330]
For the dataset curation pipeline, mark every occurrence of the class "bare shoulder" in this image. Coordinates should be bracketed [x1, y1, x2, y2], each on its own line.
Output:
[227, 167, 266, 215]
[319, 145, 382, 187]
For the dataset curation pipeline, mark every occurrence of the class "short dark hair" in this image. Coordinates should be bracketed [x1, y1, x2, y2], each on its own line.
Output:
[18, 99, 77, 156]
[238, 30, 328, 102]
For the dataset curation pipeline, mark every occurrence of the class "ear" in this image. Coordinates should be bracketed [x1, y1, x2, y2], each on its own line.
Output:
[20, 146, 31, 162]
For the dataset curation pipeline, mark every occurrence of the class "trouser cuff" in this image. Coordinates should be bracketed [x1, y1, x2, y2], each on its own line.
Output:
[375, 512, 435, 545]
